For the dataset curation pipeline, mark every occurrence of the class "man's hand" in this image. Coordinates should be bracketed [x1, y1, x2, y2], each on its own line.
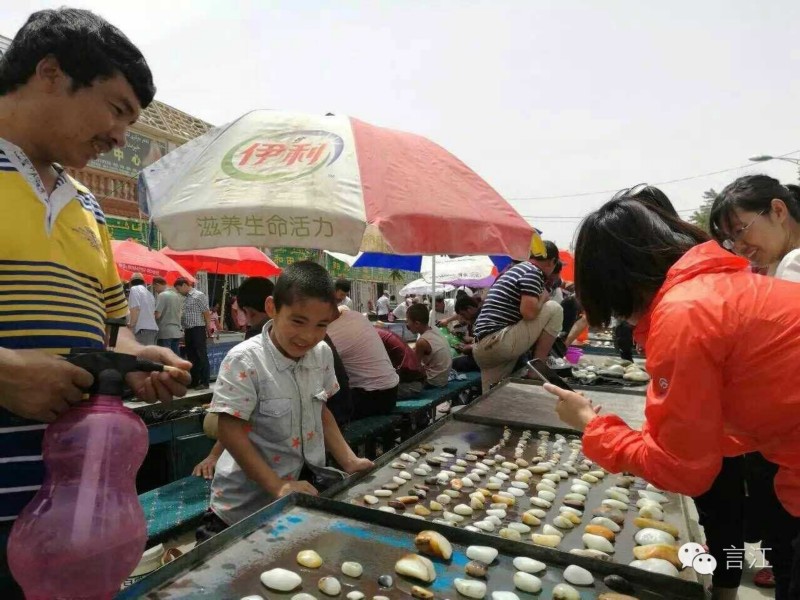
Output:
[126, 345, 192, 403]
[341, 456, 374, 474]
[542, 383, 601, 431]
[0, 350, 94, 422]
[538, 289, 551, 307]
[274, 480, 318, 498]
[192, 455, 218, 479]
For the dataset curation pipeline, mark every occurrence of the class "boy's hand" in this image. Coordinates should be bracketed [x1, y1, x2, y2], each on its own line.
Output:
[193, 455, 218, 479]
[342, 456, 374, 474]
[275, 481, 318, 498]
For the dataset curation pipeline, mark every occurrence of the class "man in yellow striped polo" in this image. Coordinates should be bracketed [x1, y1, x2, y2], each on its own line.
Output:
[0, 8, 192, 596]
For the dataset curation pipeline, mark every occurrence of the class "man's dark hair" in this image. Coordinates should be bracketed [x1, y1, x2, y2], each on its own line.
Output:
[710, 175, 800, 243]
[434, 296, 445, 305]
[174, 277, 189, 288]
[575, 199, 709, 327]
[455, 296, 478, 314]
[531, 240, 559, 261]
[152, 276, 166, 286]
[334, 279, 351, 294]
[0, 8, 156, 107]
[406, 303, 429, 324]
[273, 261, 336, 310]
[237, 277, 274, 312]
[552, 261, 563, 275]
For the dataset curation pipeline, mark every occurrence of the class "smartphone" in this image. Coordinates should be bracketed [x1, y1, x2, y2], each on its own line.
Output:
[527, 358, 575, 392]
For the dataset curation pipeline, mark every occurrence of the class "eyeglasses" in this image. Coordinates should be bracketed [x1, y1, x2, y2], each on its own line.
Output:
[721, 210, 767, 251]
[612, 183, 649, 201]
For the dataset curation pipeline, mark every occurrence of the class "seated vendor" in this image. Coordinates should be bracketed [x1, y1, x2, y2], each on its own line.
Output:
[326, 306, 400, 418]
[405, 304, 453, 388]
[452, 296, 481, 372]
[472, 240, 564, 392]
[376, 327, 426, 399]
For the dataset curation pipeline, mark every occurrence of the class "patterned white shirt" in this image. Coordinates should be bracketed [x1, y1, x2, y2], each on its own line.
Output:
[208, 322, 340, 525]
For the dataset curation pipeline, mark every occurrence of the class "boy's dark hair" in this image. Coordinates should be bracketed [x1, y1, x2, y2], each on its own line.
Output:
[0, 8, 156, 108]
[174, 277, 189, 288]
[455, 296, 478, 314]
[575, 199, 709, 327]
[406, 303, 429, 324]
[710, 175, 800, 243]
[152, 276, 166, 285]
[334, 279, 351, 294]
[273, 261, 336, 310]
[237, 277, 274, 312]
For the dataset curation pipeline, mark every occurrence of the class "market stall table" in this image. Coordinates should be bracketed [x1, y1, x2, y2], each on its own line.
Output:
[119, 493, 702, 599]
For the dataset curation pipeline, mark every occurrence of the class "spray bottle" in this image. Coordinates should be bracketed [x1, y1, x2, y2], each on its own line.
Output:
[8, 320, 178, 599]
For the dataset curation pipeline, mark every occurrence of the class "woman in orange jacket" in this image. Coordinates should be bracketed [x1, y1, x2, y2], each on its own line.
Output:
[544, 198, 800, 598]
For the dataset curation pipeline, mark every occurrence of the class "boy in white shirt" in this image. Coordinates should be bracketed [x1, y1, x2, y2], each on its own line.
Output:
[198, 262, 372, 540]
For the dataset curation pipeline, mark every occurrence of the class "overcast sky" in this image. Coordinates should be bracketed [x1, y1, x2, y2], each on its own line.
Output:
[4, 1, 800, 248]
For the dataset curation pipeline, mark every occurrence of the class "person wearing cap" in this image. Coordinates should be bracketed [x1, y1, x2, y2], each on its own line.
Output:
[472, 240, 563, 392]
[127, 273, 159, 346]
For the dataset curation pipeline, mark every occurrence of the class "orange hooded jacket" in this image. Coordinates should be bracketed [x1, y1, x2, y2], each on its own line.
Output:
[582, 241, 800, 515]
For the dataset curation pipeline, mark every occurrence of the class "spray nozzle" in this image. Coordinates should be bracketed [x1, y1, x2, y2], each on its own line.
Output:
[66, 319, 176, 396]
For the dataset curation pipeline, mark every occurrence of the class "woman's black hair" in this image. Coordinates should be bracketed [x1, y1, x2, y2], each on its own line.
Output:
[623, 186, 679, 218]
[0, 8, 155, 107]
[709, 175, 800, 242]
[575, 199, 709, 327]
[273, 261, 336, 310]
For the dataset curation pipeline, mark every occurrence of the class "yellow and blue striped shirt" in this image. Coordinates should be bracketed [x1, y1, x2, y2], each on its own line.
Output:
[0, 138, 127, 521]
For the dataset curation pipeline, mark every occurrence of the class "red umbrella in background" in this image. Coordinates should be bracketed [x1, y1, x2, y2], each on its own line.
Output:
[160, 247, 281, 277]
[111, 240, 195, 284]
[559, 250, 575, 283]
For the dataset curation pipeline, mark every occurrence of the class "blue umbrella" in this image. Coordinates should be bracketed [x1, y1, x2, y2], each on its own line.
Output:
[353, 252, 513, 273]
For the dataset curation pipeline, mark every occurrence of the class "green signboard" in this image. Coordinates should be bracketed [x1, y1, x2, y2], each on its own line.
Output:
[106, 216, 162, 248]
[88, 130, 168, 179]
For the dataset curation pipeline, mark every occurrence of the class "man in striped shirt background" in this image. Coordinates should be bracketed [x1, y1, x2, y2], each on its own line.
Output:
[473, 241, 564, 392]
[0, 9, 191, 596]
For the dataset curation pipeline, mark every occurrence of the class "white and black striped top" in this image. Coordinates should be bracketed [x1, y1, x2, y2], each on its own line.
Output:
[474, 262, 545, 340]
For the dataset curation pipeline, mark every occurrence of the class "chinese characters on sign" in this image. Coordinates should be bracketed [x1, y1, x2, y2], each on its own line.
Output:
[197, 215, 334, 239]
[88, 131, 168, 178]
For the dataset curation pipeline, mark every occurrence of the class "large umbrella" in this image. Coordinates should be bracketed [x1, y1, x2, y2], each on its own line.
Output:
[161, 246, 281, 277]
[399, 278, 455, 297]
[111, 240, 194, 284]
[138, 110, 534, 259]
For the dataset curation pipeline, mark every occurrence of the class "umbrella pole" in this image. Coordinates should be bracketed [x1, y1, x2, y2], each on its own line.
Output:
[429, 255, 437, 327]
[220, 277, 228, 334]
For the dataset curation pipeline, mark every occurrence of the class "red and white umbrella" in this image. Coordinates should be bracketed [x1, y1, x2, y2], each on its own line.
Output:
[139, 110, 534, 258]
[161, 246, 281, 277]
[111, 240, 194, 284]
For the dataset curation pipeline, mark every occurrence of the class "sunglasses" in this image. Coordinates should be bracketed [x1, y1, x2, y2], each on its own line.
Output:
[612, 183, 650, 201]
[721, 210, 767, 251]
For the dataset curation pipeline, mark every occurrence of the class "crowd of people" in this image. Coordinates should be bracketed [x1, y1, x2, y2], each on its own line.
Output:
[3, 6, 800, 599]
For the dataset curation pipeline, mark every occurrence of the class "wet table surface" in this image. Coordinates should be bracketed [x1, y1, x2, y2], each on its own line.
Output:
[126, 496, 699, 600]
[457, 381, 647, 431]
[333, 420, 699, 587]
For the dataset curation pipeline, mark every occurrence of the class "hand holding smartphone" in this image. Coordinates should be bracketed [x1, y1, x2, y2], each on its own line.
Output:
[527, 359, 575, 392]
